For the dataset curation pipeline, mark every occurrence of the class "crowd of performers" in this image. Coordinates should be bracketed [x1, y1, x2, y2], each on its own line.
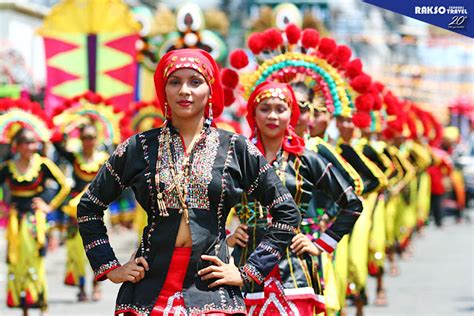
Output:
[0, 20, 469, 316]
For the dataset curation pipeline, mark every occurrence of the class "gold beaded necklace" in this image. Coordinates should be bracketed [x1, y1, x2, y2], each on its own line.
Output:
[155, 124, 207, 223]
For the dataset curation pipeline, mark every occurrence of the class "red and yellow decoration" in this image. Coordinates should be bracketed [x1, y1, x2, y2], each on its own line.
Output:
[38, 0, 140, 115]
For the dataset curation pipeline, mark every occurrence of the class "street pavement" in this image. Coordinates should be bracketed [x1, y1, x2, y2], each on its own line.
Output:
[0, 214, 473, 316]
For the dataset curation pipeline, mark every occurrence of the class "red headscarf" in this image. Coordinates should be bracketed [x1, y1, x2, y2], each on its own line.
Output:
[247, 81, 305, 156]
[154, 49, 224, 119]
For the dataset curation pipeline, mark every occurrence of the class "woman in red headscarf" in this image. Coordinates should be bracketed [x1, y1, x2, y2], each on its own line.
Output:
[77, 49, 301, 315]
[227, 81, 363, 315]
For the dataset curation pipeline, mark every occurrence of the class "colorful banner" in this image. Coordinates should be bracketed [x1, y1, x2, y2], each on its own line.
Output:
[38, 0, 140, 115]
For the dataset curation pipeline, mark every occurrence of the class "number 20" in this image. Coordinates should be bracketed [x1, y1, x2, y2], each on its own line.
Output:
[449, 16, 467, 26]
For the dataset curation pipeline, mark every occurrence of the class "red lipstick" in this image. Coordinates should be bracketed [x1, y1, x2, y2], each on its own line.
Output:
[177, 100, 192, 107]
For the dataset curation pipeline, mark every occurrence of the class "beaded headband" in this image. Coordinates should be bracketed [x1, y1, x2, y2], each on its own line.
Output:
[163, 55, 215, 85]
[254, 87, 293, 106]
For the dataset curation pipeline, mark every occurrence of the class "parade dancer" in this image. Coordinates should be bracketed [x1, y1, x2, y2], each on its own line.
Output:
[0, 99, 70, 316]
[52, 92, 127, 301]
[77, 49, 301, 315]
[227, 81, 363, 315]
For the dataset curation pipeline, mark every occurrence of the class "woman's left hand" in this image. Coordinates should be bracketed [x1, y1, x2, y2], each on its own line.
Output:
[290, 233, 321, 256]
[32, 198, 52, 214]
[198, 255, 243, 288]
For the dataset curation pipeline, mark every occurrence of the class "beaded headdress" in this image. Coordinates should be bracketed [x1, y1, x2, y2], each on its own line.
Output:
[52, 91, 127, 145]
[154, 49, 224, 120]
[221, 23, 378, 122]
[0, 98, 52, 144]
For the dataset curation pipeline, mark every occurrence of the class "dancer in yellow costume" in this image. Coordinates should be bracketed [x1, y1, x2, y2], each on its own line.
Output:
[52, 92, 123, 301]
[0, 99, 70, 316]
[52, 124, 108, 301]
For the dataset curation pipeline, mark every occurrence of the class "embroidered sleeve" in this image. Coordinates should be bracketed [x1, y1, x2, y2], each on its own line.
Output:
[246, 163, 272, 195]
[307, 152, 363, 254]
[235, 136, 300, 285]
[363, 143, 396, 180]
[94, 259, 121, 281]
[77, 135, 143, 281]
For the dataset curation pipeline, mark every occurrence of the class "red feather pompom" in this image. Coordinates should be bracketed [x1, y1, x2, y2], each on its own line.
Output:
[352, 112, 372, 129]
[285, 23, 301, 45]
[221, 68, 239, 89]
[334, 45, 352, 67]
[372, 94, 383, 111]
[351, 74, 372, 94]
[301, 29, 320, 49]
[318, 37, 336, 56]
[384, 92, 400, 116]
[263, 28, 283, 50]
[229, 49, 249, 69]
[223, 87, 236, 107]
[355, 94, 374, 112]
[387, 117, 404, 132]
[247, 33, 264, 55]
[345, 58, 363, 79]
[382, 128, 395, 140]
[373, 81, 385, 93]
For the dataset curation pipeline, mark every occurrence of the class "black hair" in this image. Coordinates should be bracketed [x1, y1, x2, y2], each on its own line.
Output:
[12, 128, 35, 145]
[79, 123, 97, 137]
[290, 82, 315, 103]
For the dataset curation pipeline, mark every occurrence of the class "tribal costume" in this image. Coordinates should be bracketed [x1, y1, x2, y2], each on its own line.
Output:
[52, 92, 124, 293]
[53, 140, 109, 288]
[0, 99, 70, 310]
[1, 154, 70, 309]
[231, 82, 362, 315]
[222, 24, 372, 314]
[78, 49, 301, 315]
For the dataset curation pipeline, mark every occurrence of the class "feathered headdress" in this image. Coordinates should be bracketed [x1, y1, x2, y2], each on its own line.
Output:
[127, 99, 164, 133]
[0, 98, 52, 144]
[52, 91, 129, 145]
[222, 23, 376, 122]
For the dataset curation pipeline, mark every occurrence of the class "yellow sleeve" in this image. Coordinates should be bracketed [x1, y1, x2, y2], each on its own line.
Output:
[314, 137, 365, 196]
[387, 146, 406, 186]
[410, 142, 432, 170]
[353, 146, 389, 192]
[396, 149, 416, 184]
[41, 157, 71, 210]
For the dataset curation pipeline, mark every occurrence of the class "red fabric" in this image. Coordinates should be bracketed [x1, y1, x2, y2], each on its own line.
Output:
[246, 81, 305, 156]
[150, 247, 191, 316]
[428, 166, 445, 195]
[244, 266, 323, 315]
[429, 148, 453, 195]
[154, 49, 224, 120]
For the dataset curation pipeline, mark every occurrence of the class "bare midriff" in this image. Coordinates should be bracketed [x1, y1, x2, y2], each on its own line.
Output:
[175, 215, 193, 247]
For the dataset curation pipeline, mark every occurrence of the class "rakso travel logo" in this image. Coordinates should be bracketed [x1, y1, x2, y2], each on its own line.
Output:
[362, 0, 472, 38]
[414, 6, 468, 29]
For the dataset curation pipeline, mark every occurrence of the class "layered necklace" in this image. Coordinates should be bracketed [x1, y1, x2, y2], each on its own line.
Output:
[155, 123, 208, 223]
